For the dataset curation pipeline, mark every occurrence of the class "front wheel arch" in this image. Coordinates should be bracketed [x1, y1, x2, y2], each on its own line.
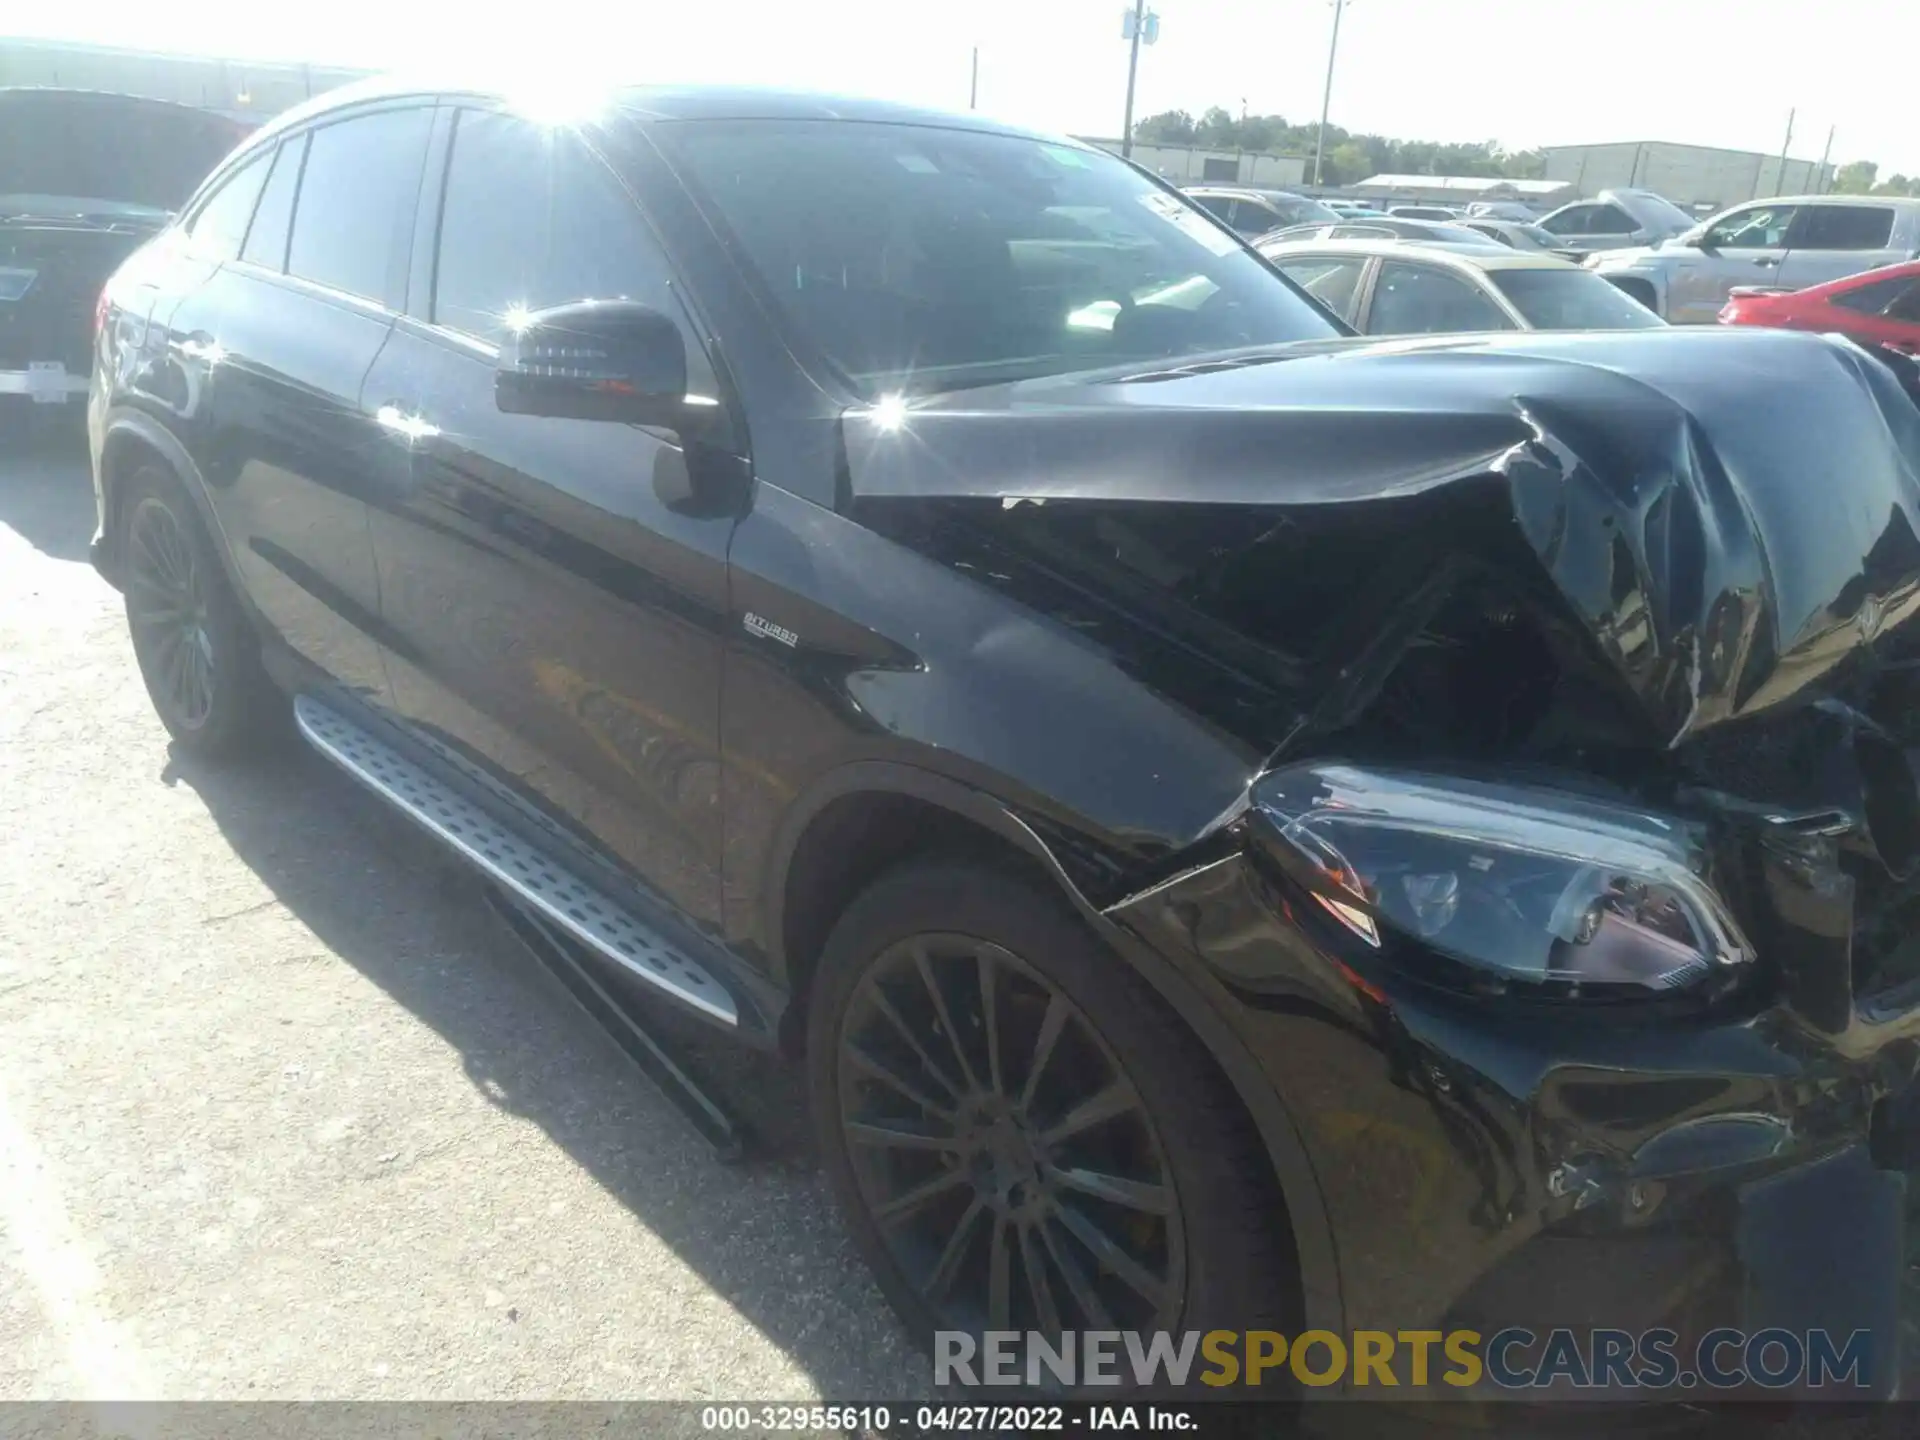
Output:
[769, 763, 1345, 1336]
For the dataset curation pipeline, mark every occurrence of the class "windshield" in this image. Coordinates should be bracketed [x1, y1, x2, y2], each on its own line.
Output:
[660, 120, 1339, 392]
[1418, 222, 1508, 246]
[0, 93, 246, 214]
[1490, 268, 1665, 330]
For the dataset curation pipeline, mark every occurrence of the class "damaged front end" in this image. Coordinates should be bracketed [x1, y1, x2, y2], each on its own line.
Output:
[846, 325, 1920, 1394]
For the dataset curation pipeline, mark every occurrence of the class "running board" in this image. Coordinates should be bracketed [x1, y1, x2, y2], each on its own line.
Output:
[292, 695, 739, 1027]
[485, 887, 746, 1162]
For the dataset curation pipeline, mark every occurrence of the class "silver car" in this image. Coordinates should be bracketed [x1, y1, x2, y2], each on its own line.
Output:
[1589, 195, 1920, 324]
[1535, 187, 1696, 256]
[1258, 239, 1665, 335]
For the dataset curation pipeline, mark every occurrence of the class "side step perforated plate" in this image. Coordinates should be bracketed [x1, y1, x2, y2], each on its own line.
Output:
[293, 695, 738, 1027]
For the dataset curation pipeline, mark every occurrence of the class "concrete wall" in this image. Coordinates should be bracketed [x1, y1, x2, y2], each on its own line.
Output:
[1082, 138, 1307, 188]
[0, 39, 369, 120]
[1542, 142, 1834, 211]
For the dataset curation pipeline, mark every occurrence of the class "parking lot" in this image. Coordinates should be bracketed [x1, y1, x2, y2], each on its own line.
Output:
[0, 428, 929, 1401]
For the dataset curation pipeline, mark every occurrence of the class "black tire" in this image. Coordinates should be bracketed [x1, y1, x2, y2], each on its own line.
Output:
[119, 463, 285, 757]
[807, 859, 1298, 1384]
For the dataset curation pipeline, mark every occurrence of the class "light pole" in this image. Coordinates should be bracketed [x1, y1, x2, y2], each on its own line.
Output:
[1311, 0, 1347, 186]
[1120, 2, 1159, 159]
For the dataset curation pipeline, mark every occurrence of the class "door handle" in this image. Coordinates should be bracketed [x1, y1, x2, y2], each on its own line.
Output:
[374, 403, 441, 446]
[1753, 257, 1780, 268]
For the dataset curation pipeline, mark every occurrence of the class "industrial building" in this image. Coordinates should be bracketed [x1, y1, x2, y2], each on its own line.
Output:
[1083, 139, 1307, 189]
[1541, 141, 1835, 213]
[0, 37, 369, 122]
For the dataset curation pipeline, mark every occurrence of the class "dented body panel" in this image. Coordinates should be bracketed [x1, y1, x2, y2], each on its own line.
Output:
[741, 323, 1920, 1382]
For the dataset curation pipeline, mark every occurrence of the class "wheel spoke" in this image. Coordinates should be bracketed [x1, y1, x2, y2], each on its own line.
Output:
[130, 519, 164, 578]
[1040, 1080, 1138, 1148]
[1039, 1215, 1115, 1330]
[913, 941, 981, 1093]
[866, 984, 962, 1098]
[1053, 1202, 1168, 1308]
[1050, 1166, 1172, 1215]
[923, 1195, 986, 1301]
[988, 1218, 1012, 1330]
[1019, 993, 1068, 1109]
[1019, 1222, 1063, 1336]
[847, 1042, 955, 1120]
[168, 628, 195, 710]
[874, 1166, 967, 1224]
[980, 952, 1004, 1098]
[187, 635, 213, 717]
[845, 1117, 961, 1153]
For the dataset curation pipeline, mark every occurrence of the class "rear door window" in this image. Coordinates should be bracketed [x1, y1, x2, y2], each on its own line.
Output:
[1275, 257, 1366, 320]
[181, 150, 273, 263]
[285, 107, 434, 308]
[1368, 263, 1512, 334]
[1792, 205, 1896, 250]
[240, 137, 304, 272]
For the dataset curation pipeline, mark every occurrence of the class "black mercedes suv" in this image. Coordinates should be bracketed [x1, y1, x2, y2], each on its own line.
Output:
[90, 78, 1920, 1397]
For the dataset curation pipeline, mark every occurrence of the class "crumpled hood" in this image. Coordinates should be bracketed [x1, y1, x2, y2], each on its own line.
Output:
[843, 327, 1920, 748]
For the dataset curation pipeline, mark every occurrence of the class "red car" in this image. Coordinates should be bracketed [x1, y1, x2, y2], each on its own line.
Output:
[1718, 260, 1920, 354]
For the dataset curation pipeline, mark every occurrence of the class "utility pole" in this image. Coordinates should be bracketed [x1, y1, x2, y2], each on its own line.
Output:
[1312, 0, 1347, 186]
[1773, 109, 1795, 196]
[1120, 0, 1148, 158]
[970, 48, 979, 110]
[1816, 124, 1836, 193]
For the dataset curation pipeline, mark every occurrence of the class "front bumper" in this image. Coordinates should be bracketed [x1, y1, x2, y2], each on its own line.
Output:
[1111, 851, 1920, 1399]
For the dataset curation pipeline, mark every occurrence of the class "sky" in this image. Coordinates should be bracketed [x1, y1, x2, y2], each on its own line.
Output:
[8, 0, 1918, 177]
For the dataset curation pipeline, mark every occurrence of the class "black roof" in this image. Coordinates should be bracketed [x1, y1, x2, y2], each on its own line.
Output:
[248, 74, 1057, 146]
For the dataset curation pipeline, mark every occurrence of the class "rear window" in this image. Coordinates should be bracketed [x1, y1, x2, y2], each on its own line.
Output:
[1491, 268, 1665, 330]
[1795, 205, 1896, 250]
[0, 92, 246, 213]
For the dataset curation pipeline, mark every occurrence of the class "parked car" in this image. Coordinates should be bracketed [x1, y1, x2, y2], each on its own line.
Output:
[1324, 200, 1379, 217]
[1717, 259, 1920, 354]
[1463, 201, 1540, 222]
[1386, 204, 1461, 221]
[1591, 195, 1920, 324]
[1458, 217, 1580, 259]
[1535, 187, 1695, 257]
[1258, 239, 1664, 334]
[1, 88, 249, 429]
[1260, 216, 1507, 250]
[91, 77, 1920, 1384]
[1182, 185, 1339, 236]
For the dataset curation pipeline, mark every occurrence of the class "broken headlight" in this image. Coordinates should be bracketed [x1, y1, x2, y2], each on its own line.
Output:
[1250, 764, 1752, 996]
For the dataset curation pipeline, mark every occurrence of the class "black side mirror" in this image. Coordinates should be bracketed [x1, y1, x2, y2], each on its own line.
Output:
[496, 301, 690, 427]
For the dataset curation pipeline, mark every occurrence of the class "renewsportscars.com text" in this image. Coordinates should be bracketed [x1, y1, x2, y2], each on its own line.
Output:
[935, 1327, 1878, 1391]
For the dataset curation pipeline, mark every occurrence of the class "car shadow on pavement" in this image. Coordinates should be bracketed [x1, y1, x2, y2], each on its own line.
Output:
[159, 735, 933, 1401]
[0, 420, 96, 563]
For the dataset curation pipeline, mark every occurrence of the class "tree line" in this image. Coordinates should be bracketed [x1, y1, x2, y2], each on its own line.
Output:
[1133, 108, 1543, 187]
[1135, 107, 1920, 197]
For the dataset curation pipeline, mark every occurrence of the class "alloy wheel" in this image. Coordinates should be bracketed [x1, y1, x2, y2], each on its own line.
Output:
[125, 500, 217, 731]
[836, 933, 1185, 1336]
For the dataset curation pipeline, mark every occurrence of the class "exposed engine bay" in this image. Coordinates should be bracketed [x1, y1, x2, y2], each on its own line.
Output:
[847, 325, 1920, 1016]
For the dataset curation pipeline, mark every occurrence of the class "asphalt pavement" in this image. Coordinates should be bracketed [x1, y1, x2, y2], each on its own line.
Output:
[0, 425, 929, 1402]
